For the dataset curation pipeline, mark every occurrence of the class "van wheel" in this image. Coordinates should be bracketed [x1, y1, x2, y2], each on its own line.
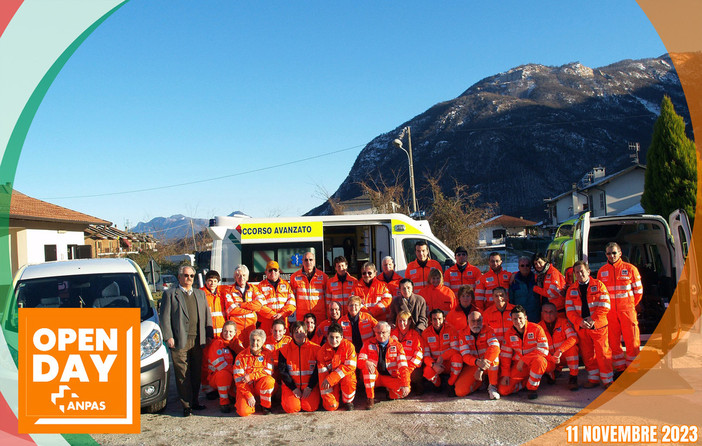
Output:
[142, 380, 168, 413]
[142, 395, 167, 413]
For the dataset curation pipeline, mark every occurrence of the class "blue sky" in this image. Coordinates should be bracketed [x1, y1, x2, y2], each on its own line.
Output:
[14, 1, 668, 231]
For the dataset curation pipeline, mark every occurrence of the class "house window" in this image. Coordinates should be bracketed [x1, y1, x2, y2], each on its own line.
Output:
[599, 192, 605, 210]
[44, 245, 57, 262]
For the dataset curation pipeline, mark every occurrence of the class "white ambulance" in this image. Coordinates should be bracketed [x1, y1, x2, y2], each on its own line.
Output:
[207, 213, 455, 283]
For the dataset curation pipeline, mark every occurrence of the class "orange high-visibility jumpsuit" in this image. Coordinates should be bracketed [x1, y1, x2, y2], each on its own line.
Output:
[423, 283, 457, 315]
[391, 327, 424, 388]
[483, 303, 515, 345]
[224, 283, 264, 347]
[317, 338, 357, 411]
[597, 259, 643, 371]
[200, 285, 231, 393]
[357, 338, 410, 399]
[326, 274, 359, 315]
[455, 325, 500, 396]
[257, 278, 296, 335]
[206, 337, 235, 405]
[339, 313, 378, 353]
[290, 268, 327, 322]
[232, 348, 275, 417]
[404, 259, 442, 297]
[538, 318, 579, 377]
[444, 262, 481, 293]
[354, 279, 393, 321]
[377, 271, 403, 299]
[533, 265, 567, 313]
[422, 324, 463, 387]
[278, 340, 321, 413]
[566, 279, 613, 386]
[445, 305, 480, 333]
[475, 269, 512, 311]
[498, 322, 550, 396]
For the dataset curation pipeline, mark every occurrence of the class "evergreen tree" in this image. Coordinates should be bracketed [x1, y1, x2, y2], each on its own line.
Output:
[641, 96, 697, 223]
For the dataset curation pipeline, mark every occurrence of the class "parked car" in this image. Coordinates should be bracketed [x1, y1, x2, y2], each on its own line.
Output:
[2, 258, 170, 413]
[160, 274, 177, 292]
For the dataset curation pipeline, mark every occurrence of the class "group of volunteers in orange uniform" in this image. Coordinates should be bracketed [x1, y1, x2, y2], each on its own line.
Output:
[189, 240, 642, 416]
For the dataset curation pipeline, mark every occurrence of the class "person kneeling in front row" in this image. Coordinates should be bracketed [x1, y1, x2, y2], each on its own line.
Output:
[357, 321, 410, 409]
[278, 321, 321, 413]
[232, 329, 275, 416]
[317, 322, 357, 411]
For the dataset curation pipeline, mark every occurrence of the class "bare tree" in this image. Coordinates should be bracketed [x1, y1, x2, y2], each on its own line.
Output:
[313, 184, 345, 215]
[424, 175, 495, 266]
[356, 170, 409, 214]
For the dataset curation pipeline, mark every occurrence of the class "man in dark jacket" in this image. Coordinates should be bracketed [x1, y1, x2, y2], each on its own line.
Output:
[160, 265, 213, 416]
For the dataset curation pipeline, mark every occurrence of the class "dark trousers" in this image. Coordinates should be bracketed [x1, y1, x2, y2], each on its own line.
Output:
[172, 337, 203, 409]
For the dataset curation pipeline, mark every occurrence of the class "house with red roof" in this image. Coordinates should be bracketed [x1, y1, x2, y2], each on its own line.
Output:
[7, 190, 111, 274]
[477, 214, 539, 249]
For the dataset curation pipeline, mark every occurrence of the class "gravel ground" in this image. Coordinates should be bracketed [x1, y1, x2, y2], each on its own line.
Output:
[93, 369, 604, 446]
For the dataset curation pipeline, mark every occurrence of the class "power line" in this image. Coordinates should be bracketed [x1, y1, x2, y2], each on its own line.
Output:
[41, 143, 365, 200]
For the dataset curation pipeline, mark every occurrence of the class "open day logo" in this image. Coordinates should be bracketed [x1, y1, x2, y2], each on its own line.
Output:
[18, 308, 140, 433]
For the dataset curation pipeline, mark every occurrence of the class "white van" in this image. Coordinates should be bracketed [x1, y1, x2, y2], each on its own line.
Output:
[208, 213, 455, 283]
[546, 210, 696, 339]
[2, 258, 170, 413]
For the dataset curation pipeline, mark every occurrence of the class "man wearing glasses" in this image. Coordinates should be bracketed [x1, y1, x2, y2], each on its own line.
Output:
[160, 265, 213, 416]
[353, 262, 392, 320]
[290, 251, 328, 323]
[597, 242, 643, 376]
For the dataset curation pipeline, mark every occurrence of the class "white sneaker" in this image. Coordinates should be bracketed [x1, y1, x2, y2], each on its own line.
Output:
[488, 385, 500, 400]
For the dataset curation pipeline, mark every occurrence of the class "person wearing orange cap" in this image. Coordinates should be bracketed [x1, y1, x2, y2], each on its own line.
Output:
[258, 260, 296, 335]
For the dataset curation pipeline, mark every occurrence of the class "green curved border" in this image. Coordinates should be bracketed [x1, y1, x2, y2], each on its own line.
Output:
[0, 2, 129, 445]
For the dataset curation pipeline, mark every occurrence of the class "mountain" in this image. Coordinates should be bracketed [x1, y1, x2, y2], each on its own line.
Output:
[308, 55, 691, 220]
[131, 215, 209, 241]
[131, 211, 249, 241]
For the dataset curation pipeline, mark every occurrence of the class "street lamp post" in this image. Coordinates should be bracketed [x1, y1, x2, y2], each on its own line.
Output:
[392, 126, 418, 215]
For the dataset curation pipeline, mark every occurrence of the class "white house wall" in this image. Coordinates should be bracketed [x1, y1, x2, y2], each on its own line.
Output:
[24, 228, 85, 264]
[603, 169, 645, 216]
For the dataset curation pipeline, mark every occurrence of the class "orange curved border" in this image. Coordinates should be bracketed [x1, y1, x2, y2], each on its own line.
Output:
[527, 1, 702, 444]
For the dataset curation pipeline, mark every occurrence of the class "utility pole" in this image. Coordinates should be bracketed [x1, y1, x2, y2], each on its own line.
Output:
[190, 219, 198, 252]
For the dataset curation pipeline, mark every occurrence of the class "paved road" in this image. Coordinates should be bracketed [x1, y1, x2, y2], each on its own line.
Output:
[93, 368, 605, 446]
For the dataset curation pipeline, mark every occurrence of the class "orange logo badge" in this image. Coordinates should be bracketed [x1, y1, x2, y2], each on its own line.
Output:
[18, 308, 140, 433]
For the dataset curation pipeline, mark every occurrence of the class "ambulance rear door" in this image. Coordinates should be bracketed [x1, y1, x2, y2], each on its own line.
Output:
[669, 209, 698, 324]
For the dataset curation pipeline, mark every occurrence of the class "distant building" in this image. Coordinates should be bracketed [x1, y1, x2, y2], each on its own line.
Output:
[337, 194, 402, 215]
[6, 190, 110, 275]
[544, 164, 646, 231]
[84, 224, 157, 257]
[477, 215, 539, 248]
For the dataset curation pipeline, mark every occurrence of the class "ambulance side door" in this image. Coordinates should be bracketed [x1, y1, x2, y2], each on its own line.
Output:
[669, 209, 699, 322]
